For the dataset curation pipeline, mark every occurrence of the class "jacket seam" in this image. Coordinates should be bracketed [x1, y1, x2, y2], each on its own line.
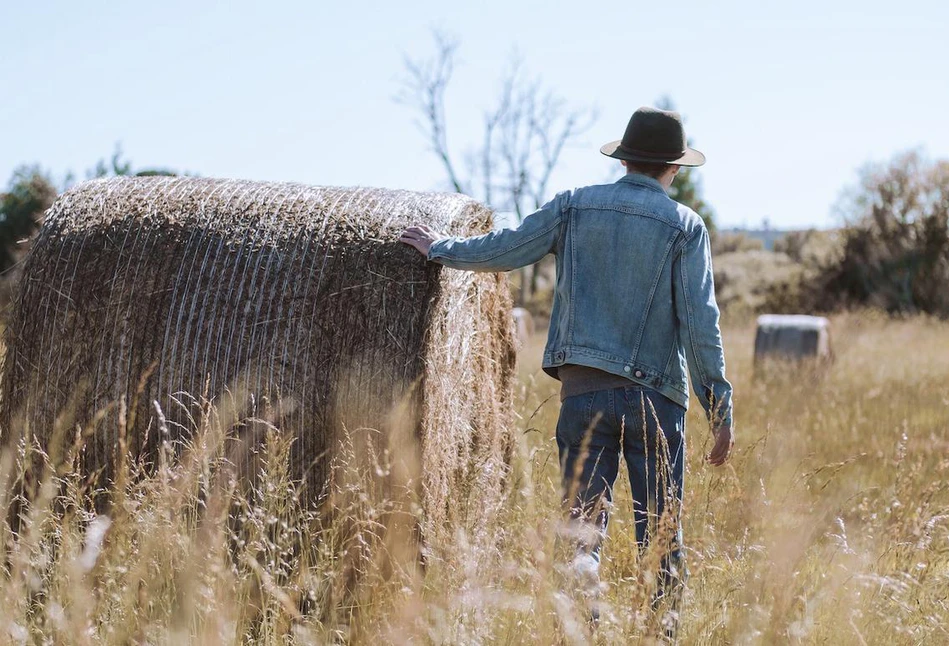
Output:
[555, 205, 569, 351]
[631, 234, 677, 360]
[679, 238, 710, 387]
[662, 339, 679, 377]
[577, 204, 686, 233]
[549, 346, 689, 395]
[542, 352, 690, 401]
[672, 225, 700, 257]
[567, 208, 577, 345]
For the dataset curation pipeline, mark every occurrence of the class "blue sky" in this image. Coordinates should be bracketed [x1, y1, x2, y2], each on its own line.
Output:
[2, 1, 947, 229]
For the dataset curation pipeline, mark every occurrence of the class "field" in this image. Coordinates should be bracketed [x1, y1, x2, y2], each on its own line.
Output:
[2, 311, 949, 644]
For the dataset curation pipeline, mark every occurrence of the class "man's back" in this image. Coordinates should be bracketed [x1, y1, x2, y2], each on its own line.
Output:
[547, 173, 710, 404]
[425, 172, 731, 428]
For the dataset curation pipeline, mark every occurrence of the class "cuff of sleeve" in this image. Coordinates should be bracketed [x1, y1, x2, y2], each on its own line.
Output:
[427, 238, 448, 262]
[705, 388, 732, 428]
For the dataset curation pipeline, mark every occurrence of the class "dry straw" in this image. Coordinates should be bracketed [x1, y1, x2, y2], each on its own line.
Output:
[0, 176, 516, 545]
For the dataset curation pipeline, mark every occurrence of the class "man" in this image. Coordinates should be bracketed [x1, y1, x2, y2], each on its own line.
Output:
[400, 106, 733, 626]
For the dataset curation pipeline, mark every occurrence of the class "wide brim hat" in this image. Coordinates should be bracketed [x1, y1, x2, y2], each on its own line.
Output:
[600, 106, 706, 167]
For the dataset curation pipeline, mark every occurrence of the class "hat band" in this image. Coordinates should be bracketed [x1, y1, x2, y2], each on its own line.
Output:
[619, 144, 686, 161]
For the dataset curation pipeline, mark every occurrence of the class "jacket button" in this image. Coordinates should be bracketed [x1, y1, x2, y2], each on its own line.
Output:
[634, 370, 644, 378]
[623, 366, 631, 373]
[555, 351, 565, 361]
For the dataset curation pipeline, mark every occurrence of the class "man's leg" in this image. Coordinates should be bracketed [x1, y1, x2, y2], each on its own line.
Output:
[556, 389, 622, 612]
[619, 387, 686, 614]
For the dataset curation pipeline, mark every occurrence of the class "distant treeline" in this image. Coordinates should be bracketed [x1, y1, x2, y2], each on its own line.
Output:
[713, 150, 949, 318]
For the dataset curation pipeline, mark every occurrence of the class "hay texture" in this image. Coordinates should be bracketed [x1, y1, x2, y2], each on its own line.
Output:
[1, 177, 516, 536]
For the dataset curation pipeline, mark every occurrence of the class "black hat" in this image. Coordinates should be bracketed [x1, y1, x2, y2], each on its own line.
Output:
[600, 107, 705, 167]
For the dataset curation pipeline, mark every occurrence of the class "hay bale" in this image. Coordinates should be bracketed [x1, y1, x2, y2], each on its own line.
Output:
[0, 176, 516, 538]
[754, 314, 832, 363]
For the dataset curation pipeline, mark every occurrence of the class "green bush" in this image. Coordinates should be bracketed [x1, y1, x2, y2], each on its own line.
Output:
[0, 166, 56, 272]
[819, 151, 949, 316]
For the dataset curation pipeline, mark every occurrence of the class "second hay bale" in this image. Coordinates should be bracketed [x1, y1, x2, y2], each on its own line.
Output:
[754, 314, 832, 365]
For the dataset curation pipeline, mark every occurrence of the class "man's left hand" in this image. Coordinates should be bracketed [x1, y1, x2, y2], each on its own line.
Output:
[707, 424, 733, 466]
[399, 224, 442, 257]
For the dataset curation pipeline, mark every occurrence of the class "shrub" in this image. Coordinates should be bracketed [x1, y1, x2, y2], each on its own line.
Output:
[820, 151, 949, 316]
[0, 166, 56, 272]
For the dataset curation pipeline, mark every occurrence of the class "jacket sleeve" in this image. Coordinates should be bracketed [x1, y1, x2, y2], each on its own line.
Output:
[426, 191, 568, 272]
[673, 224, 734, 429]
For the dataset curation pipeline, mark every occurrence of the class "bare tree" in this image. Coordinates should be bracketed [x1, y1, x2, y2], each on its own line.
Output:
[398, 32, 597, 305]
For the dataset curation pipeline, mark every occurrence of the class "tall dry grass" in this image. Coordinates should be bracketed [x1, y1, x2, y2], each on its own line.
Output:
[1, 311, 948, 644]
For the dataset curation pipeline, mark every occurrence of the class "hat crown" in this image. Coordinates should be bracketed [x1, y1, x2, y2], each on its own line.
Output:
[621, 107, 687, 159]
[599, 106, 705, 167]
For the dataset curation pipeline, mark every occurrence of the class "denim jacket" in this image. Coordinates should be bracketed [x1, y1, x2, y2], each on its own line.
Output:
[427, 173, 733, 428]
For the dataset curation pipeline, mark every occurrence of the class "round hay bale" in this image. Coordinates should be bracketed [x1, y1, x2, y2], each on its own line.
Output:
[0, 176, 516, 538]
[754, 314, 832, 362]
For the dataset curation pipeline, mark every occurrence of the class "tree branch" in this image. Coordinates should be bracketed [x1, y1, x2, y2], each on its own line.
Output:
[397, 32, 467, 194]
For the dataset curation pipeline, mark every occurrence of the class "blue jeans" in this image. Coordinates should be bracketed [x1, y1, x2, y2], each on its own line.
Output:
[556, 385, 686, 599]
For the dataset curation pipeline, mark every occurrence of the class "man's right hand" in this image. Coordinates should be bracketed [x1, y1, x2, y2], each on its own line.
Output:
[706, 424, 733, 466]
[399, 224, 443, 258]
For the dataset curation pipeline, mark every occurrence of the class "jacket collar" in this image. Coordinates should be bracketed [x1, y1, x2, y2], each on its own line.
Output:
[617, 172, 667, 195]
